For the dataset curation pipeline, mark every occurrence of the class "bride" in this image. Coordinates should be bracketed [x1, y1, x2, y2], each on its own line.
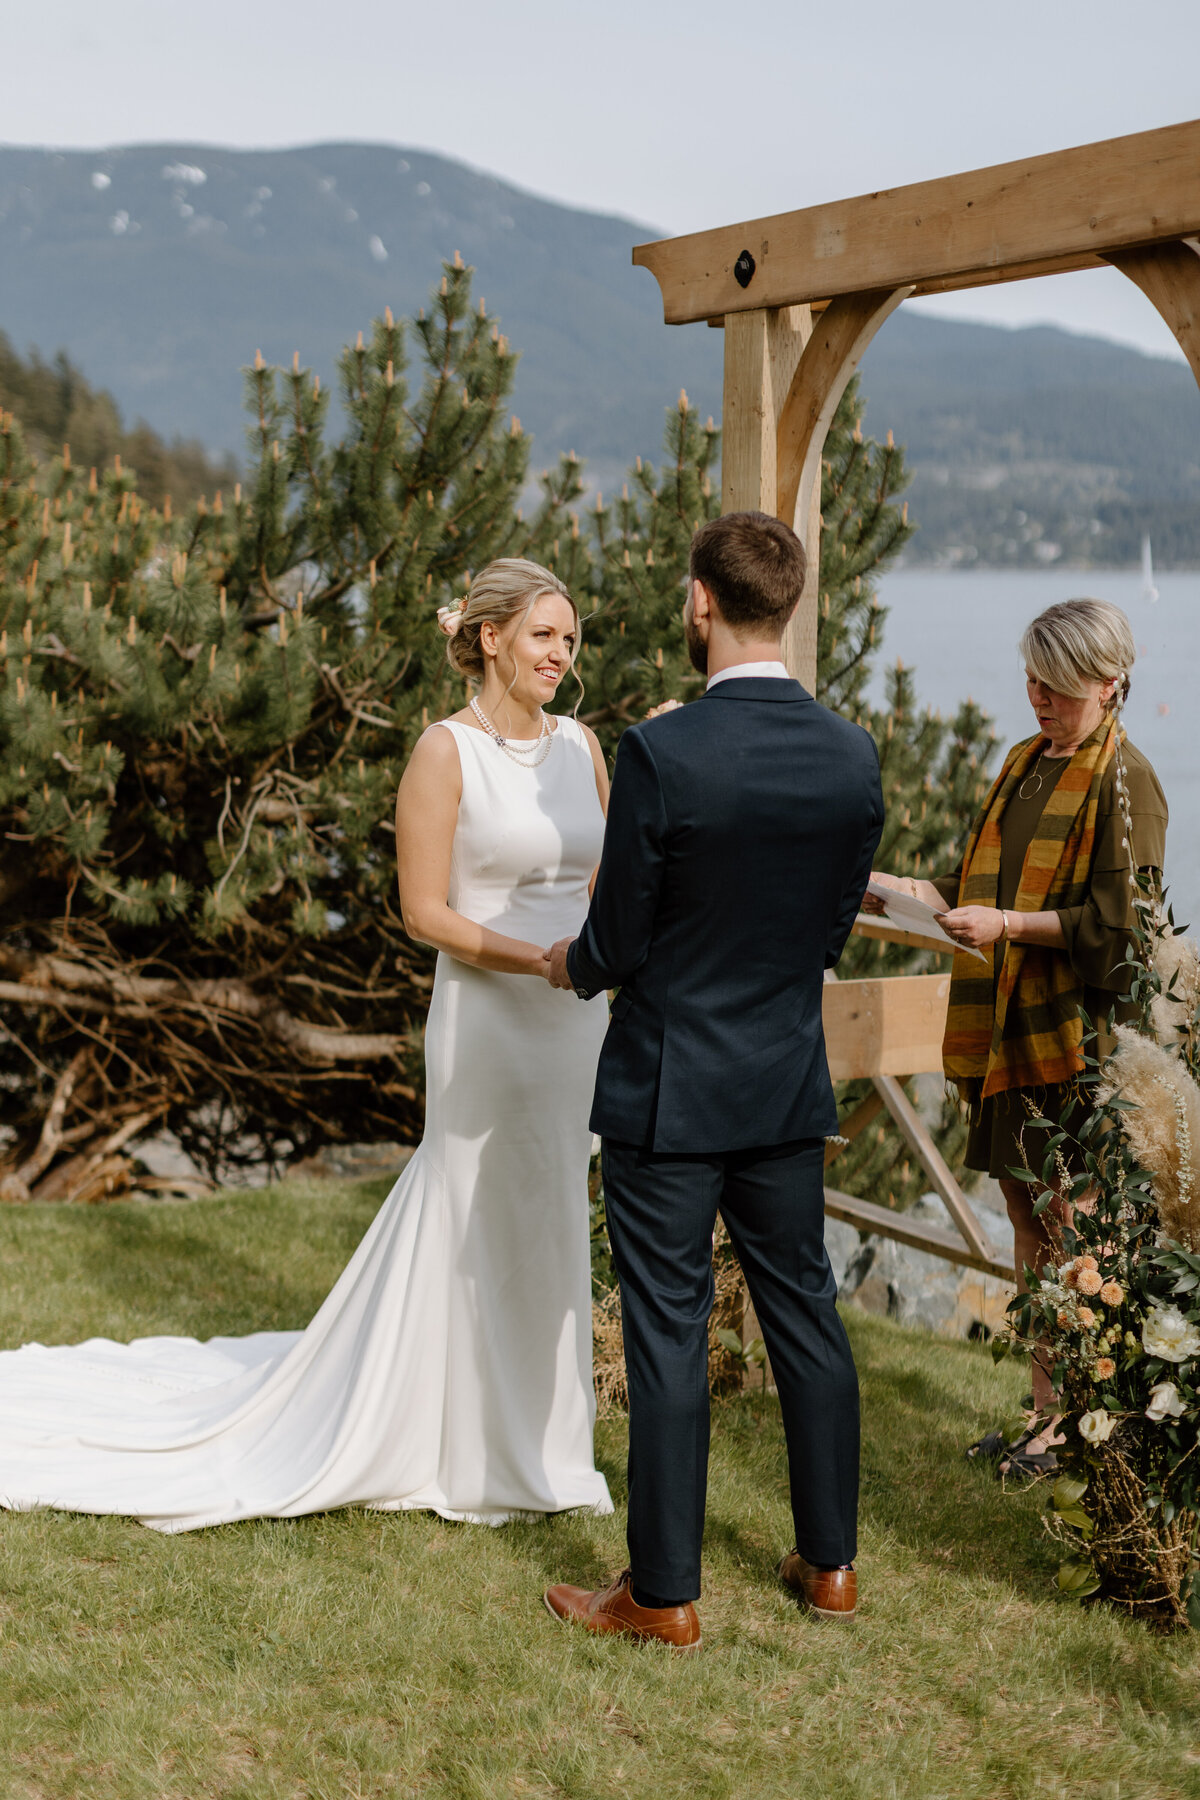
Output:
[0, 559, 614, 1531]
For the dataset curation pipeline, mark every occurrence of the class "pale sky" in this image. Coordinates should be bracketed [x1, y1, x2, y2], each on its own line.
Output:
[6, 0, 1199, 359]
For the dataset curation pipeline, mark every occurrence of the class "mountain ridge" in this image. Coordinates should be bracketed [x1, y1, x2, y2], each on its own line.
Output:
[1, 140, 1197, 565]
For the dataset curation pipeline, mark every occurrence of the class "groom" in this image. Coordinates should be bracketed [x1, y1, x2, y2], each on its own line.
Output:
[544, 510, 884, 1649]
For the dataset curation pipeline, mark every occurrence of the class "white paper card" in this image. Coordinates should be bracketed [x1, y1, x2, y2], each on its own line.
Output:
[865, 877, 987, 960]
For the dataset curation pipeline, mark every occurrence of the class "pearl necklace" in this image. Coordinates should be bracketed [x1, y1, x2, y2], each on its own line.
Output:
[470, 696, 554, 767]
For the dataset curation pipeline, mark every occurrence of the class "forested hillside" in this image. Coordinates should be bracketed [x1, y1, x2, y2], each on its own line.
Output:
[861, 310, 1200, 567]
[0, 333, 233, 508]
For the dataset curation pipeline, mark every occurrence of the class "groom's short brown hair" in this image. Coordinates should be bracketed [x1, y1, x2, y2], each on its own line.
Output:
[689, 511, 807, 635]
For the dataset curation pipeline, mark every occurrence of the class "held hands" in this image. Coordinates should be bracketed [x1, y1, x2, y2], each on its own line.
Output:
[936, 905, 1007, 950]
[544, 937, 576, 990]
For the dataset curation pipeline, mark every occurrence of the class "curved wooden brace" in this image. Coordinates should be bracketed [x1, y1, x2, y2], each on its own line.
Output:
[1104, 238, 1200, 391]
[775, 286, 913, 532]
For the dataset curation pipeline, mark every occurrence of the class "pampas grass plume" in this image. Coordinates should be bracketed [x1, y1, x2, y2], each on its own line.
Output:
[1151, 931, 1200, 1050]
[1097, 1025, 1200, 1249]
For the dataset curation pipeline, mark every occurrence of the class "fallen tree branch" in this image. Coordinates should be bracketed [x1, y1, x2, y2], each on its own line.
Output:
[0, 978, 110, 1014]
[58, 1107, 158, 1204]
[0, 1048, 90, 1201]
[0, 951, 402, 1062]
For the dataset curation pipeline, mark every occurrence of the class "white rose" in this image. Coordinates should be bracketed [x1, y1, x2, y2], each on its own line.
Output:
[1145, 1381, 1188, 1422]
[1078, 1408, 1115, 1445]
[1141, 1305, 1200, 1364]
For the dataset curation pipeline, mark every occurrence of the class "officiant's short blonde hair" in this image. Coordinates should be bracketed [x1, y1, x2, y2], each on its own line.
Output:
[1020, 598, 1135, 708]
[444, 559, 577, 682]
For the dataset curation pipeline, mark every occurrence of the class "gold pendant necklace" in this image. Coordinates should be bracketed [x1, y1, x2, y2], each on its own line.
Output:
[1017, 754, 1049, 801]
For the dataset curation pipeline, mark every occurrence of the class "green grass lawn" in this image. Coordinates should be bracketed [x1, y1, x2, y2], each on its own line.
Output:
[1, 1178, 1197, 1800]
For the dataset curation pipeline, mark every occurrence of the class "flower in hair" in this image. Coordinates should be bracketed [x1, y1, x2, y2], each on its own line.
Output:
[436, 598, 468, 638]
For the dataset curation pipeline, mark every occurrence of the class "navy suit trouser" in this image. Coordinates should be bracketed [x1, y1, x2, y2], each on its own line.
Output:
[601, 1135, 859, 1604]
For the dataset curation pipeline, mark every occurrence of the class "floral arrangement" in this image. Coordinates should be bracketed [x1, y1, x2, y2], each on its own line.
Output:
[996, 889, 1200, 1629]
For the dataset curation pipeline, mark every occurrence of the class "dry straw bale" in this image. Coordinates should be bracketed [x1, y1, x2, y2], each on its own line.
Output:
[591, 1220, 749, 1416]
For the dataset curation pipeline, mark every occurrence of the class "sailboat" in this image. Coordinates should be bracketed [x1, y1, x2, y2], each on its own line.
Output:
[1141, 534, 1160, 603]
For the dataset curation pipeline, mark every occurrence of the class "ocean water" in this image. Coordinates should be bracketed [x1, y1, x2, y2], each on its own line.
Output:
[869, 568, 1200, 926]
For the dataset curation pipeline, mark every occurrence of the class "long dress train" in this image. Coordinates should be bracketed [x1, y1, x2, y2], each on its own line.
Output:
[0, 715, 613, 1531]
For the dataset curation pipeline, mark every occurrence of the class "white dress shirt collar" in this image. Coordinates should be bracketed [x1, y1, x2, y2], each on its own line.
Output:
[706, 660, 791, 690]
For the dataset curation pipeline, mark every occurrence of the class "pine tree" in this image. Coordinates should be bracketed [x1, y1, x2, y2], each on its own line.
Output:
[0, 259, 537, 1189]
[0, 262, 996, 1205]
[518, 391, 718, 757]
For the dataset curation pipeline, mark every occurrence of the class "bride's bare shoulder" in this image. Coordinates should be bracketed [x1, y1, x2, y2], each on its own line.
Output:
[400, 717, 470, 793]
[413, 709, 479, 753]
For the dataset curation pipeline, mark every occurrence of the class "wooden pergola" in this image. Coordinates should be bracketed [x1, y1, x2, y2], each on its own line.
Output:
[633, 118, 1200, 1288]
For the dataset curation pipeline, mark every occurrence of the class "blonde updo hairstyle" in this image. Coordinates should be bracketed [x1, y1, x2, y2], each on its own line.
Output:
[1019, 597, 1135, 713]
[438, 558, 579, 688]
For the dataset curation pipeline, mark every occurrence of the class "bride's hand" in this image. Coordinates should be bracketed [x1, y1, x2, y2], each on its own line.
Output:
[645, 698, 683, 721]
[544, 938, 576, 990]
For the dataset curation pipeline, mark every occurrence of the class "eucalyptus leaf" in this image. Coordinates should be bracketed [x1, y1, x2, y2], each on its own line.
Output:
[1052, 1474, 1089, 1509]
[1056, 1559, 1101, 1598]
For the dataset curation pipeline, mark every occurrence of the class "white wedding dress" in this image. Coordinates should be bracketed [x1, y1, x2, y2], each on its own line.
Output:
[0, 716, 613, 1532]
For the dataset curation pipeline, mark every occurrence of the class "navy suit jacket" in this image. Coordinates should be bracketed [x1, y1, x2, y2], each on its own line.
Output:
[567, 677, 885, 1153]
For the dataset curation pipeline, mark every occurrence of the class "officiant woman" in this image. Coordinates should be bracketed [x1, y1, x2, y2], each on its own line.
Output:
[867, 598, 1166, 1478]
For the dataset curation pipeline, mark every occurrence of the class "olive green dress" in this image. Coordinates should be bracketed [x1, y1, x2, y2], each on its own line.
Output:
[933, 730, 1167, 1178]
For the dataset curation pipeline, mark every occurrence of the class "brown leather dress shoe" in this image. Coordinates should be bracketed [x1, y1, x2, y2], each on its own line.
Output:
[543, 1569, 702, 1651]
[778, 1550, 857, 1621]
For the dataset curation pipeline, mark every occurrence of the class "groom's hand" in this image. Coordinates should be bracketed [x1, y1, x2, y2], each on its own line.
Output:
[545, 938, 577, 990]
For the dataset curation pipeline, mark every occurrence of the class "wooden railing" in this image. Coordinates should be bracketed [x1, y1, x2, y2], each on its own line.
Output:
[820, 917, 1013, 1282]
[740, 917, 1014, 1378]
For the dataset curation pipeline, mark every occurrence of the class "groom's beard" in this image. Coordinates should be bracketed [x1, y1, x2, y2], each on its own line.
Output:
[684, 611, 708, 676]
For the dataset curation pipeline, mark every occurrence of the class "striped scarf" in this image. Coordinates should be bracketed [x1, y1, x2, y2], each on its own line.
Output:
[942, 717, 1120, 1100]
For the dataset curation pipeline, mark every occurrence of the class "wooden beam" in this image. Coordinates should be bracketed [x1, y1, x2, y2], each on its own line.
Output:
[1105, 238, 1200, 389]
[775, 287, 912, 540]
[822, 973, 950, 1081]
[632, 117, 1200, 324]
[910, 248, 1107, 297]
[873, 1074, 993, 1262]
[824, 1088, 884, 1166]
[824, 1186, 1014, 1283]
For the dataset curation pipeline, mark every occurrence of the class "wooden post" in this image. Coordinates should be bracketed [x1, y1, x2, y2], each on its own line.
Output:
[721, 306, 809, 513]
[720, 305, 821, 690]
